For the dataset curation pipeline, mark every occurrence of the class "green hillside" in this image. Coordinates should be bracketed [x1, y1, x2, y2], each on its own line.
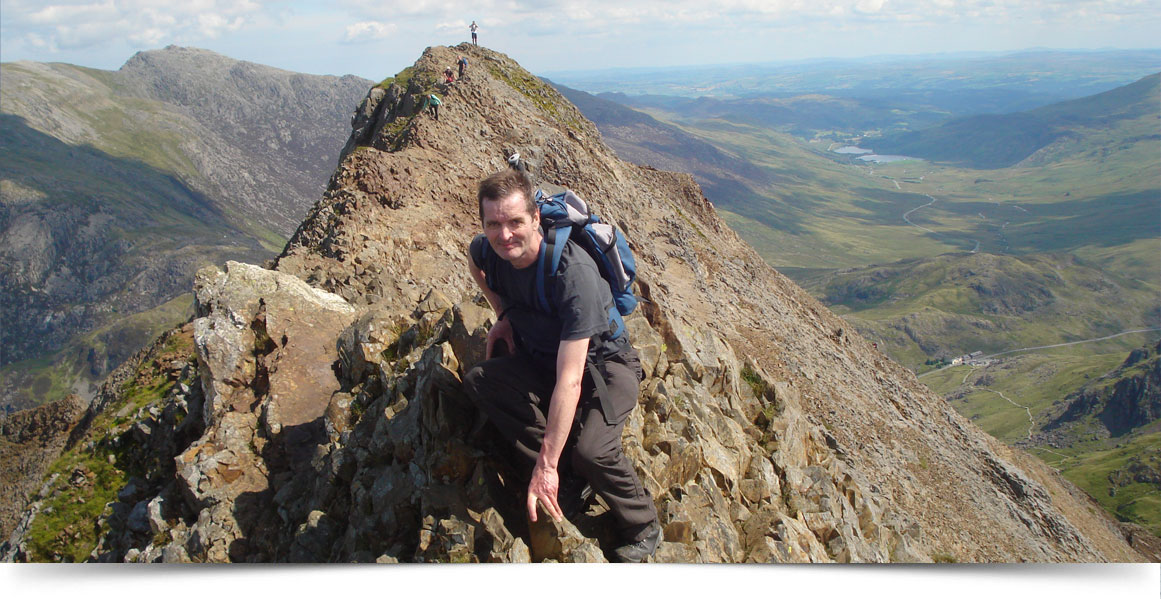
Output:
[923, 342, 1161, 536]
[807, 251, 1160, 370]
[862, 73, 1160, 169]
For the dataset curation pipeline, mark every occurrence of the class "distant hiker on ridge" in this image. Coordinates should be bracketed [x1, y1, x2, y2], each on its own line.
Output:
[425, 93, 441, 120]
[507, 151, 530, 175]
[458, 56, 468, 79]
[470, 21, 479, 45]
[464, 168, 661, 562]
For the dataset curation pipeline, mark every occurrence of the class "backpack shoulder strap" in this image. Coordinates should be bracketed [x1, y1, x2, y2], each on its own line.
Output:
[536, 222, 571, 313]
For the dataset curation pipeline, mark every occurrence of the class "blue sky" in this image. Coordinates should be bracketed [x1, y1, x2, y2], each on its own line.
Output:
[1, 0, 1159, 80]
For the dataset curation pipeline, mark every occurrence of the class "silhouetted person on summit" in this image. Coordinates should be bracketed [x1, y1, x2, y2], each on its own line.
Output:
[464, 169, 662, 562]
[470, 21, 479, 45]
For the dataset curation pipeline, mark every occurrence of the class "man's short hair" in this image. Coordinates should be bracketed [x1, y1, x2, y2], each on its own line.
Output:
[477, 169, 536, 221]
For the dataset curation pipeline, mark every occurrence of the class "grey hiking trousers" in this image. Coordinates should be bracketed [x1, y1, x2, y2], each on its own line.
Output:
[463, 348, 658, 541]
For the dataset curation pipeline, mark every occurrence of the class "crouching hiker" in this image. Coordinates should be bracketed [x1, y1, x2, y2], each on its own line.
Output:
[463, 168, 661, 562]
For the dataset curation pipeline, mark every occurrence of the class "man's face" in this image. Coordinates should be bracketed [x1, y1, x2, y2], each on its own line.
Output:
[482, 191, 541, 269]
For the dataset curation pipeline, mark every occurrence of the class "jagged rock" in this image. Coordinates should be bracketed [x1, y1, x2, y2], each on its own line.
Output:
[160, 542, 192, 563]
[146, 495, 168, 535]
[290, 510, 339, 562]
[528, 515, 607, 563]
[448, 302, 493, 375]
[337, 305, 406, 385]
[127, 500, 151, 534]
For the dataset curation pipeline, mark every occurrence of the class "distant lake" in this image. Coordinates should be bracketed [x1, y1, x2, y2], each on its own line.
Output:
[858, 154, 920, 164]
[835, 145, 922, 164]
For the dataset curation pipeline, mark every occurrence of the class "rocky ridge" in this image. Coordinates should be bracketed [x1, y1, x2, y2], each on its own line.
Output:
[2, 44, 1146, 562]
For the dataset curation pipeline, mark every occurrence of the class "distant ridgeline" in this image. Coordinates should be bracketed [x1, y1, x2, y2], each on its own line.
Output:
[861, 73, 1161, 169]
[0, 47, 372, 412]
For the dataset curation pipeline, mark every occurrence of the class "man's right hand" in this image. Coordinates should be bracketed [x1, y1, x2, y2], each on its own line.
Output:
[486, 317, 515, 359]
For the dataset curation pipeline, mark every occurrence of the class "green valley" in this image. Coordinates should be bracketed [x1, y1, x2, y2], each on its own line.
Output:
[554, 53, 1161, 536]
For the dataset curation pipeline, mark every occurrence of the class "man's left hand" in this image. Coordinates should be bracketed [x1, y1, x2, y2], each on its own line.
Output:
[527, 463, 563, 523]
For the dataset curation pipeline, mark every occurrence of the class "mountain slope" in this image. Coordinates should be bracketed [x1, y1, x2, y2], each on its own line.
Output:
[554, 55, 1161, 547]
[2, 44, 1147, 563]
[0, 48, 371, 410]
[862, 73, 1161, 169]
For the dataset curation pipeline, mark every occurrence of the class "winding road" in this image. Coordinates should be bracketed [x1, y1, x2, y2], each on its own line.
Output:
[901, 194, 939, 234]
[981, 328, 1161, 360]
[918, 327, 1161, 379]
[901, 194, 981, 253]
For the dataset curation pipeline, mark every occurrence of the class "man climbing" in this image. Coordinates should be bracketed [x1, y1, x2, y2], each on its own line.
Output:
[463, 168, 662, 563]
[457, 56, 468, 79]
[470, 21, 479, 45]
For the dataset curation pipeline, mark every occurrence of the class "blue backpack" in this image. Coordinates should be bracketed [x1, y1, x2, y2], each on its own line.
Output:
[533, 189, 638, 340]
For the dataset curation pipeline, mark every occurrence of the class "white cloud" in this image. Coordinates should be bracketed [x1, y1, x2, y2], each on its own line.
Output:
[3, 0, 268, 50]
[9, 0, 1151, 56]
[342, 20, 397, 43]
[854, 0, 887, 15]
[26, 1, 119, 25]
[1, 0, 1157, 75]
[128, 27, 169, 47]
[350, 0, 1161, 29]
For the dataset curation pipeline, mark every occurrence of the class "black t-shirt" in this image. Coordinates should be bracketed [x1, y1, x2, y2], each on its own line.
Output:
[470, 233, 630, 362]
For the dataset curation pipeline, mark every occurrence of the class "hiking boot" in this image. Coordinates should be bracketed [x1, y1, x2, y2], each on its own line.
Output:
[611, 521, 661, 563]
[558, 476, 595, 521]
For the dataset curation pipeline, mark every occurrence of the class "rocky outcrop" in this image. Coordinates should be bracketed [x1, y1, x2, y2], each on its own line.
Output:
[1044, 340, 1161, 438]
[169, 261, 356, 562]
[3, 44, 1146, 562]
[0, 395, 86, 540]
[6, 261, 926, 562]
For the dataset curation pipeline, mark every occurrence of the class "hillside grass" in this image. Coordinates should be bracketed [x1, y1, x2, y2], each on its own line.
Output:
[23, 327, 196, 561]
[1046, 430, 1161, 537]
[25, 443, 130, 562]
[1, 294, 195, 409]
